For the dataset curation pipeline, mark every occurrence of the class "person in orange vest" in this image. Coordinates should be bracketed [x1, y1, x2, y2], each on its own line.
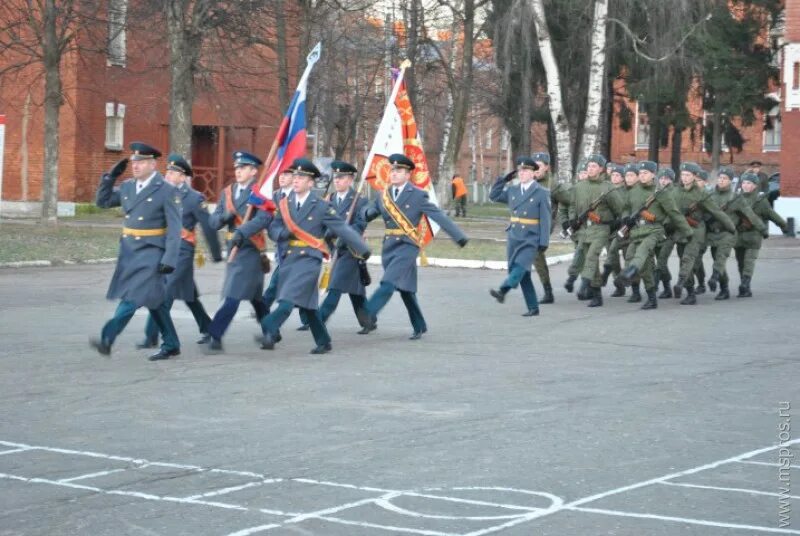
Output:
[451, 174, 468, 217]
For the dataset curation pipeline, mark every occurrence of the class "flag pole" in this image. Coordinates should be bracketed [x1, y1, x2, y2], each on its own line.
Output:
[228, 42, 322, 263]
[320, 60, 412, 290]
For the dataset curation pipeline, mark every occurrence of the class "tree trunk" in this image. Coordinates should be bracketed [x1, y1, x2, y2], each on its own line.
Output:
[579, 0, 608, 159]
[530, 0, 572, 181]
[647, 103, 661, 164]
[21, 90, 31, 201]
[166, 4, 197, 156]
[670, 125, 683, 174]
[710, 110, 722, 175]
[275, 0, 290, 110]
[435, 15, 460, 209]
[41, 0, 62, 222]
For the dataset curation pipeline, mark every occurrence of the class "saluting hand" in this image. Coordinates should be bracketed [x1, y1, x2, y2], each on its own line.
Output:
[502, 170, 517, 183]
[108, 158, 129, 180]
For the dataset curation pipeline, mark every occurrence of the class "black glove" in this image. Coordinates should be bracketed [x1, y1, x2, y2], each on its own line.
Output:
[108, 158, 129, 180]
[362, 250, 371, 261]
[221, 212, 236, 225]
[457, 237, 469, 248]
[158, 263, 174, 274]
[538, 245, 548, 252]
[624, 216, 637, 228]
[231, 231, 245, 248]
[610, 218, 621, 232]
[502, 170, 517, 183]
[762, 230, 769, 239]
[561, 221, 570, 233]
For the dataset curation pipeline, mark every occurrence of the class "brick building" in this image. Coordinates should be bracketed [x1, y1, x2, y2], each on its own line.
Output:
[0, 2, 292, 216]
[777, 0, 800, 230]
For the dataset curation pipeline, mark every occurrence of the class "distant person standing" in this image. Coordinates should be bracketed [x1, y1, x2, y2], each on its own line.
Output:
[451, 174, 468, 217]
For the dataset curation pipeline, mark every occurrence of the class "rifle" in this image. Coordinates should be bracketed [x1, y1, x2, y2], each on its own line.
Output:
[566, 187, 617, 237]
[617, 188, 665, 238]
[682, 192, 712, 228]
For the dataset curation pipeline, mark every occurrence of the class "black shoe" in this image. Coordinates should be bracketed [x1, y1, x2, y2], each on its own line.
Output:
[521, 308, 540, 317]
[356, 309, 377, 332]
[708, 270, 720, 292]
[202, 339, 224, 354]
[611, 282, 626, 297]
[695, 285, 706, 295]
[148, 348, 180, 361]
[715, 286, 730, 300]
[297, 324, 310, 331]
[618, 265, 639, 286]
[89, 337, 112, 356]
[489, 288, 506, 304]
[136, 338, 159, 349]
[658, 283, 673, 299]
[587, 287, 603, 307]
[641, 289, 658, 310]
[564, 275, 577, 293]
[576, 278, 591, 301]
[197, 333, 211, 344]
[257, 333, 275, 350]
[680, 289, 697, 305]
[737, 275, 752, 298]
[357, 325, 375, 335]
[310, 343, 332, 354]
[539, 284, 554, 304]
[627, 284, 642, 303]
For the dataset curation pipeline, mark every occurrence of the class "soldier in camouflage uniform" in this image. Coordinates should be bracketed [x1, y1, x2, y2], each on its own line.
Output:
[568, 154, 625, 307]
[704, 167, 764, 300]
[692, 168, 712, 294]
[563, 160, 588, 294]
[653, 168, 678, 298]
[617, 161, 693, 309]
[600, 163, 632, 297]
[735, 172, 789, 297]
[671, 162, 735, 305]
[530, 152, 557, 304]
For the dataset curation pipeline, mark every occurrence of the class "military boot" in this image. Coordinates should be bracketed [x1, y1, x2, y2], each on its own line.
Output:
[627, 282, 642, 303]
[737, 275, 753, 298]
[641, 288, 658, 310]
[672, 277, 686, 299]
[489, 287, 508, 304]
[611, 280, 626, 297]
[540, 282, 554, 304]
[707, 269, 721, 292]
[600, 265, 614, 286]
[695, 274, 706, 295]
[715, 280, 730, 300]
[564, 274, 577, 293]
[618, 265, 639, 286]
[587, 286, 603, 307]
[658, 277, 672, 299]
[576, 278, 592, 301]
[680, 284, 697, 305]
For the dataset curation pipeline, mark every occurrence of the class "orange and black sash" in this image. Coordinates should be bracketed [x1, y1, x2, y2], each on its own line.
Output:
[224, 185, 266, 251]
[382, 187, 422, 244]
[279, 196, 330, 259]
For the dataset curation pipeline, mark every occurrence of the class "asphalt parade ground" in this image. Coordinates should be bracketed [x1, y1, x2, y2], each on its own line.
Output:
[1, 238, 798, 535]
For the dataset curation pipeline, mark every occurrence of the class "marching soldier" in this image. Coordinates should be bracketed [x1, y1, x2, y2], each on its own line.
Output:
[671, 162, 735, 305]
[90, 142, 182, 360]
[262, 168, 295, 312]
[654, 168, 678, 299]
[563, 159, 588, 294]
[617, 160, 693, 309]
[704, 166, 765, 300]
[488, 156, 550, 316]
[315, 160, 371, 330]
[735, 172, 789, 297]
[202, 151, 273, 353]
[568, 154, 625, 307]
[137, 154, 223, 358]
[357, 154, 468, 338]
[531, 151, 558, 304]
[603, 162, 639, 299]
[243, 158, 370, 354]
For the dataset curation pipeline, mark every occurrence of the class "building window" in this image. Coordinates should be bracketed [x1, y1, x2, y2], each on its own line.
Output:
[634, 101, 649, 149]
[500, 129, 509, 151]
[763, 106, 781, 151]
[485, 128, 493, 150]
[105, 102, 125, 150]
[107, 0, 127, 67]
[702, 111, 729, 153]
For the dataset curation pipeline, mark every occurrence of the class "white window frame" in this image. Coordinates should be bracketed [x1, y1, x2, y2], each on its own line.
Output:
[105, 102, 125, 151]
[634, 101, 649, 150]
[702, 111, 729, 153]
[107, 0, 127, 67]
[500, 129, 509, 151]
[485, 128, 493, 150]
[763, 103, 781, 152]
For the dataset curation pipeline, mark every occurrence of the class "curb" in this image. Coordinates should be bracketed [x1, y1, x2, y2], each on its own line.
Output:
[0, 253, 573, 271]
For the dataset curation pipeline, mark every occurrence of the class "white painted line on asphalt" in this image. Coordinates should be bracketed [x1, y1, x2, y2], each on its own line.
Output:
[282, 494, 395, 524]
[660, 480, 800, 500]
[402, 490, 540, 512]
[375, 496, 532, 521]
[224, 523, 281, 535]
[58, 468, 127, 483]
[0, 447, 31, 456]
[738, 459, 800, 470]
[567, 506, 800, 534]
[317, 515, 459, 536]
[182, 480, 271, 500]
[291, 476, 398, 493]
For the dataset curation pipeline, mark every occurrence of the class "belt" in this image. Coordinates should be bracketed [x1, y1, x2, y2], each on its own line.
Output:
[122, 227, 166, 237]
[384, 229, 406, 236]
[288, 239, 310, 247]
[510, 217, 540, 225]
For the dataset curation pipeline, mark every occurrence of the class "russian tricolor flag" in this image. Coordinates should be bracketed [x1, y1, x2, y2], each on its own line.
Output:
[249, 43, 321, 211]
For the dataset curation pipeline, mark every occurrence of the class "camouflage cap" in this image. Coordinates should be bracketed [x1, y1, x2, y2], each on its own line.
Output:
[717, 166, 735, 179]
[657, 168, 676, 181]
[679, 161, 701, 176]
[740, 172, 760, 184]
[639, 161, 658, 174]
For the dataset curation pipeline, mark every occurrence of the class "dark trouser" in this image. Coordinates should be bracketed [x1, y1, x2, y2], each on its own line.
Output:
[207, 297, 268, 341]
[319, 289, 367, 325]
[262, 269, 280, 311]
[734, 246, 760, 278]
[533, 252, 550, 285]
[262, 300, 330, 346]
[454, 196, 467, 217]
[501, 263, 540, 310]
[144, 285, 210, 342]
[365, 281, 427, 333]
[102, 300, 180, 352]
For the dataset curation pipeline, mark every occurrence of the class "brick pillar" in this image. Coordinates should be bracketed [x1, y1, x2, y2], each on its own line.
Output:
[777, 0, 800, 234]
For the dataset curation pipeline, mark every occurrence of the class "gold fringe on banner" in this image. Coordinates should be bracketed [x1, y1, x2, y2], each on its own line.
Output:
[195, 250, 206, 268]
[319, 262, 331, 289]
